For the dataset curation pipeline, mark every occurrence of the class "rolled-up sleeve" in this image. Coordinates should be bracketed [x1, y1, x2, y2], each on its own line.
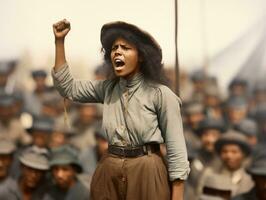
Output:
[52, 63, 107, 103]
[156, 86, 190, 181]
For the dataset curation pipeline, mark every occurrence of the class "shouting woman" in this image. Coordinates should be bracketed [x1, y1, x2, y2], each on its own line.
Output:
[52, 19, 190, 200]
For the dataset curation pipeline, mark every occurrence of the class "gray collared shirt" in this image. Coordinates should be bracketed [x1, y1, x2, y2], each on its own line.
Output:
[52, 63, 190, 181]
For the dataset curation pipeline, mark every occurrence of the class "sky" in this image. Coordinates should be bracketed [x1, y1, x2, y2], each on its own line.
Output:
[0, 0, 265, 83]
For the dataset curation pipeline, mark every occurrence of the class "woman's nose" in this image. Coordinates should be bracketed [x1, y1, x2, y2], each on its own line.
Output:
[114, 46, 122, 55]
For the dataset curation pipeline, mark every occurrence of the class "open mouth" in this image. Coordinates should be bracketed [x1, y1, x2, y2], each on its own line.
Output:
[114, 58, 125, 69]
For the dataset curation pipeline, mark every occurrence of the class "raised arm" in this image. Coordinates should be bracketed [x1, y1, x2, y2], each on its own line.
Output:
[53, 19, 70, 71]
[51, 19, 108, 103]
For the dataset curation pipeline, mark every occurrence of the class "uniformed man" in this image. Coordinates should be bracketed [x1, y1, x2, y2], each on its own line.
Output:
[44, 145, 89, 200]
[189, 117, 225, 194]
[234, 118, 258, 147]
[254, 104, 266, 143]
[204, 85, 224, 120]
[0, 61, 15, 94]
[226, 97, 249, 127]
[70, 104, 99, 151]
[232, 146, 266, 200]
[0, 94, 32, 146]
[183, 101, 205, 152]
[198, 130, 254, 197]
[190, 69, 207, 103]
[27, 115, 54, 153]
[228, 78, 248, 98]
[0, 149, 49, 199]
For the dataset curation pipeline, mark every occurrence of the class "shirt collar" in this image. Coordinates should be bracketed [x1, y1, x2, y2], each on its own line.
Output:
[119, 72, 144, 90]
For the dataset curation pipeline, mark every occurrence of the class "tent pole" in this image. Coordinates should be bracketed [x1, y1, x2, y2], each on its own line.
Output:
[174, 0, 179, 95]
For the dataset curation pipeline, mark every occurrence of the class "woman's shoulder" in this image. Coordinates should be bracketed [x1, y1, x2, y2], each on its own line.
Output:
[144, 82, 182, 105]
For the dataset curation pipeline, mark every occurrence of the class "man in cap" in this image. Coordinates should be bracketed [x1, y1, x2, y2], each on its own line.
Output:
[198, 130, 254, 197]
[44, 145, 89, 200]
[70, 103, 99, 151]
[189, 117, 225, 192]
[0, 148, 49, 199]
[183, 101, 205, 152]
[0, 94, 32, 146]
[31, 69, 52, 95]
[232, 146, 266, 200]
[190, 69, 207, 103]
[226, 97, 249, 127]
[234, 118, 258, 147]
[0, 60, 16, 94]
[254, 104, 266, 143]
[27, 115, 54, 153]
[204, 85, 224, 120]
[228, 78, 248, 98]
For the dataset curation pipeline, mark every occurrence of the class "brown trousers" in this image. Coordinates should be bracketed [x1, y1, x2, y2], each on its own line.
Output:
[90, 152, 170, 200]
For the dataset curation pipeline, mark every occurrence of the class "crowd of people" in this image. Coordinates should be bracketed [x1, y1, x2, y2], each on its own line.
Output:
[0, 58, 266, 200]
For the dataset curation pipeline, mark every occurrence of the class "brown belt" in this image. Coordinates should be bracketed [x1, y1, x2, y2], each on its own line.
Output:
[108, 143, 160, 158]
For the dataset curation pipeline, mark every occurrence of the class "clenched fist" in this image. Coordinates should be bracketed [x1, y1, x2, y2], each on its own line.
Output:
[53, 19, 71, 40]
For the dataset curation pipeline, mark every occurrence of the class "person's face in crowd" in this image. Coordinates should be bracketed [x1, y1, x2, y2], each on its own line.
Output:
[201, 129, 221, 152]
[95, 136, 108, 159]
[193, 80, 205, 92]
[220, 144, 245, 171]
[49, 132, 66, 148]
[227, 107, 247, 125]
[52, 165, 76, 189]
[111, 37, 141, 79]
[33, 76, 47, 91]
[252, 175, 266, 200]
[0, 154, 13, 180]
[21, 165, 45, 189]
[230, 85, 246, 97]
[79, 105, 97, 125]
[32, 131, 50, 148]
[187, 112, 204, 129]
[205, 95, 220, 108]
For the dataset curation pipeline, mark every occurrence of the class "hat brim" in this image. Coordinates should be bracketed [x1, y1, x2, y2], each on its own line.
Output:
[20, 156, 49, 171]
[196, 125, 225, 136]
[215, 139, 251, 155]
[50, 160, 83, 173]
[100, 21, 161, 57]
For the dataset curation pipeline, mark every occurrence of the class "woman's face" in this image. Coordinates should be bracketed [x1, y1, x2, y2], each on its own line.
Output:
[110, 37, 141, 79]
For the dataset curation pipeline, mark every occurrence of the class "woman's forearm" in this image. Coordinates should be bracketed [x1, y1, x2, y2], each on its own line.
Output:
[52, 19, 71, 72]
[172, 180, 184, 200]
[54, 39, 66, 72]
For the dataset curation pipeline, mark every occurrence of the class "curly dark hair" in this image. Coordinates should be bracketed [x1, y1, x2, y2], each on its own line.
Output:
[101, 28, 169, 85]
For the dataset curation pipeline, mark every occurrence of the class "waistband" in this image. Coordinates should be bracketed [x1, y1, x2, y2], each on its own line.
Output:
[108, 143, 160, 158]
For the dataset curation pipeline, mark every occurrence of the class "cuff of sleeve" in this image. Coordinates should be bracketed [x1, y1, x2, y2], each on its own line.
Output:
[168, 162, 190, 181]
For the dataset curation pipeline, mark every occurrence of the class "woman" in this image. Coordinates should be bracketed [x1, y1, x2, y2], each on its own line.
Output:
[52, 19, 190, 200]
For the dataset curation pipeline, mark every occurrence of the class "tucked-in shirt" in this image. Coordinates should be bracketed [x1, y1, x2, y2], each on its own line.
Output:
[52, 63, 190, 181]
